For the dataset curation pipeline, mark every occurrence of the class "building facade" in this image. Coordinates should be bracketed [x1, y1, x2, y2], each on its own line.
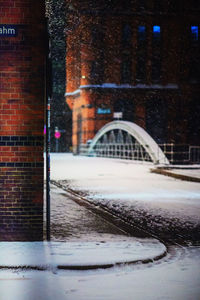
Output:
[0, 0, 45, 240]
[65, 0, 200, 154]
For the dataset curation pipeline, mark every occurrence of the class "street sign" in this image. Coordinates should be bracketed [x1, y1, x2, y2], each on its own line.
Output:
[0, 25, 18, 37]
[54, 131, 61, 139]
[97, 108, 111, 114]
[113, 112, 123, 119]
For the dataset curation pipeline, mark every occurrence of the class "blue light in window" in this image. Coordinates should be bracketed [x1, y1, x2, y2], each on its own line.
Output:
[138, 26, 146, 33]
[153, 25, 161, 42]
[153, 25, 160, 33]
[191, 26, 198, 41]
[138, 26, 146, 41]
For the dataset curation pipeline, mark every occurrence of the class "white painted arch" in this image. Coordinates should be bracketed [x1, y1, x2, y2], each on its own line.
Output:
[88, 121, 169, 165]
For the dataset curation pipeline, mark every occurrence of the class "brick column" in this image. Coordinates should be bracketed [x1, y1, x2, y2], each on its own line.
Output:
[0, 0, 45, 241]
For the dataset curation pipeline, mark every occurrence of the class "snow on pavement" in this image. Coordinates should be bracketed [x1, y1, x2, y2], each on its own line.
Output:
[0, 240, 166, 269]
[50, 153, 200, 242]
[0, 245, 200, 300]
[0, 154, 199, 300]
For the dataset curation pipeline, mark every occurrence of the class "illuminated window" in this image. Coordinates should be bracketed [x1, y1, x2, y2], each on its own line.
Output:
[152, 25, 161, 81]
[138, 26, 146, 41]
[136, 26, 146, 82]
[189, 26, 200, 81]
[191, 26, 199, 42]
[153, 25, 161, 41]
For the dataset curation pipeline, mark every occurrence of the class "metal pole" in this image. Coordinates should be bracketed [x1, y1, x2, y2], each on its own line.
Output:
[45, 18, 52, 241]
[55, 126, 59, 152]
[46, 97, 51, 241]
[56, 138, 59, 152]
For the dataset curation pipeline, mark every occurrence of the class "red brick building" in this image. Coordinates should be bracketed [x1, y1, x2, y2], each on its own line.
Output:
[0, 0, 45, 240]
[65, 0, 200, 154]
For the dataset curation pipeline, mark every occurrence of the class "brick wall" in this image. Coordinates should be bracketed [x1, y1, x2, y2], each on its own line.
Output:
[0, 0, 45, 241]
[66, 1, 200, 152]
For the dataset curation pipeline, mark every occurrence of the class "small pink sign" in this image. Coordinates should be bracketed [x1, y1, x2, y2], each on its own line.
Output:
[54, 131, 61, 139]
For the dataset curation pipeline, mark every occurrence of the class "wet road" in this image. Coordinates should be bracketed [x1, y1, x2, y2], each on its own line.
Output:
[44, 184, 129, 242]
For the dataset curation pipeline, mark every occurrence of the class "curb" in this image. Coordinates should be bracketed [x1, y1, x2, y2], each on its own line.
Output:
[57, 250, 167, 270]
[0, 249, 167, 271]
[150, 168, 200, 183]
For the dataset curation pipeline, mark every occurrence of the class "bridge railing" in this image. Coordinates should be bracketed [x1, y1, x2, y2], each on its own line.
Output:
[159, 144, 200, 165]
[79, 142, 152, 161]
[79, 142, 200, 165]
[189, 146, 200, 164]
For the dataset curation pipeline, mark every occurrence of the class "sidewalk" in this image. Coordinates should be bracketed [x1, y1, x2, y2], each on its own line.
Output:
[1, 183, 167, 271]
[0, 239, 166, 271]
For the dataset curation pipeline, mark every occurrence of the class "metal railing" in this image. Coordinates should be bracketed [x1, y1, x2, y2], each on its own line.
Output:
[189, 146, 200, 164]
[79, 142, 200, 165]
[159, 144, 200, 164]
[91, 142, 152, 162]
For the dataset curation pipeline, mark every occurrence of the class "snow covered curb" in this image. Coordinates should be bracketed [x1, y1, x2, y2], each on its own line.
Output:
[151, 168, 200, 183]
[0, 240, 167, 270]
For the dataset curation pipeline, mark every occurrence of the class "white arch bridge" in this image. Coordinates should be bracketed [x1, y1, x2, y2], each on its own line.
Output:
[87, 121, 170, 165]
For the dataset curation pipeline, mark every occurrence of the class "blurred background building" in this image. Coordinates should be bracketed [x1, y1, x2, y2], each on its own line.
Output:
[65, 0, 200, 156]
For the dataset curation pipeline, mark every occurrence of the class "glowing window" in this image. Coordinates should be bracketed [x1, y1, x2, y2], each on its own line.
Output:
[191, 26, 198, 41]
[138, 26, 146, 33]
[152, 25, 161, 81]
[153, 25, 161, 42]
[138, 26, 146, 41]
[153, 25, 161, 33]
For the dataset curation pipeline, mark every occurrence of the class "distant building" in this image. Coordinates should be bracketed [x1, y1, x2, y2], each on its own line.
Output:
[65, 0, 200, 154]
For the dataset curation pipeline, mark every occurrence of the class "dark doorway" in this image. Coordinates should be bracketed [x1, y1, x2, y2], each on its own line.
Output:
[146, 99, 167, 144]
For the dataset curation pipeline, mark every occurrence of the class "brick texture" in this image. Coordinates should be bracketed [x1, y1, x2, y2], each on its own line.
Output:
[0, 0, 45, 241]
[66, 0, 200, 153]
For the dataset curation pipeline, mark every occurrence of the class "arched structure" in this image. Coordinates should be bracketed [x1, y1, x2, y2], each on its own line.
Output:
[88, 121, 169, 165]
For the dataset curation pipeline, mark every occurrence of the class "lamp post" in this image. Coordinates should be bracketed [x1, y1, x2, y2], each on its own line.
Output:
[54, 126, 61, 152]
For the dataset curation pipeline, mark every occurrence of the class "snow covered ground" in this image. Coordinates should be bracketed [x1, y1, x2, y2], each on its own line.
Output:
[0, 245, 200, 300]
[1, 153, 199, 300]
[0, 239, 166, 270]
[50, 153, 200, 243]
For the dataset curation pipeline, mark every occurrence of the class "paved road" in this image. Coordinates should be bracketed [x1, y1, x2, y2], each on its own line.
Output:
[44, 184, 129, 242]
